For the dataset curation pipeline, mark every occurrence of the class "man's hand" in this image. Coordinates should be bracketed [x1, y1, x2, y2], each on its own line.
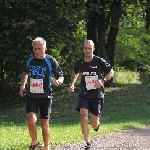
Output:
[67, 86, 74, 92]
[51, 77, 61, 86]
[20, 87, 26, 97]
[94, 80, 104, 88]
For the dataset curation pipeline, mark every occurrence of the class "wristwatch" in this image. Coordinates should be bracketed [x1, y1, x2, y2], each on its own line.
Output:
[103, 77, 106, 82]
[57, 80, 61, 85]
[20, 85, 25, 89]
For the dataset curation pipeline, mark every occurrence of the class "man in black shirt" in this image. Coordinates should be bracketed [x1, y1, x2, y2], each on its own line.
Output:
[67, 40, 114, 150]
[19, 37, 64, 150]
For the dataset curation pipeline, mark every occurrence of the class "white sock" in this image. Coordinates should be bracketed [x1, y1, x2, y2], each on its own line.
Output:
[33, 140, 39, 144]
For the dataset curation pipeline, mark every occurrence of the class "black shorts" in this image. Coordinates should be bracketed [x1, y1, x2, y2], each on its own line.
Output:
[26, 96, 52, 119]
[76, 96, 104, 116]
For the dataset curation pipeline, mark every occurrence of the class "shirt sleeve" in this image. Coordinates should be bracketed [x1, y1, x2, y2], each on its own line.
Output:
[52, 58, 63, 79]
[100, 58, 113, 74]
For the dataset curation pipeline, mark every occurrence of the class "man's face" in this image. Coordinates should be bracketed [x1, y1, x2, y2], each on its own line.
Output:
[83, 42, 94, 58]
[33, 42, 47, 59]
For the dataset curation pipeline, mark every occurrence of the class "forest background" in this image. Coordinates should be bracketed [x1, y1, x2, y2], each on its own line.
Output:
[0, 0, 150, 105]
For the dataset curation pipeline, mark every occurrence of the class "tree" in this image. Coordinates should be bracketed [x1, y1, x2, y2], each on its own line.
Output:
[0, 0, 86, 86]
[86, 0, 122, 68]
[86, 0, 122, 86]
[115, 0, 150, 73]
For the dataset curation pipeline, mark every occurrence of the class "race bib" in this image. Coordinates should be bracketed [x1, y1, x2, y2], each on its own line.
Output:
[85, 75, 98, 90]
[30, 78, 44, 93]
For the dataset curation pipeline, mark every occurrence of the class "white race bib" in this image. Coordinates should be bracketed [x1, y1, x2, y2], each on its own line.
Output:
[30, 78, 44, 93]
[85, 75, 98, 90]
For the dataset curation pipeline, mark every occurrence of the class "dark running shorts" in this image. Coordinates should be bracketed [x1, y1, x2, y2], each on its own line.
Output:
[76, 96, 104, 116]
[26, 96, 52, 119]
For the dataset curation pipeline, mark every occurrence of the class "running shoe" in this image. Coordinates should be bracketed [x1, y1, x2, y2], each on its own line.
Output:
[94, 124, 100, 132]
[84, 143, 92, 150]
[29, 142, 40, 150]
[42, 146, 50, 150]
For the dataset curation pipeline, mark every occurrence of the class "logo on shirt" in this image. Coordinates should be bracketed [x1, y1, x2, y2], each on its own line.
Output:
[90, 66, 97, 68]
[28, 65, 46, 78]
[82, 72, 97, 76]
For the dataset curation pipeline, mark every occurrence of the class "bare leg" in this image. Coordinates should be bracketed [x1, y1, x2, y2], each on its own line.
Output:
[80, 108, 90, 143]
[40, 119, 50, 148]
[27, 112, 37, 142]
[91, 113, 100, 131]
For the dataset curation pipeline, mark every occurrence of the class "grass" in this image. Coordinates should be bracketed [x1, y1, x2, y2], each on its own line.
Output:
[0, 83, 150, 149]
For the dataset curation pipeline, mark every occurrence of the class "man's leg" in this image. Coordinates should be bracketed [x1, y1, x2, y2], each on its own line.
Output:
[80, 108, 90, 143]
[89, 98, 103, 132]
[40, 119, 50, 148]
[90, 114, 100, 132]
[27, 112, 38, 142]
[39, 98, 51, 149]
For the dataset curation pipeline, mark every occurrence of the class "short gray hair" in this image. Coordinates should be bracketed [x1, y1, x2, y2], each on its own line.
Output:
[32, 37, 46, 48]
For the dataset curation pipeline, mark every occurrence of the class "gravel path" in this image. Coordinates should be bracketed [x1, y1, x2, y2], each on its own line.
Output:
[51, 125, 150, 150]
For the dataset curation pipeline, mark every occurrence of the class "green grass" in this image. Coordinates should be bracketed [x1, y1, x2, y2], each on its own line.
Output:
[0, 83, 150, 149]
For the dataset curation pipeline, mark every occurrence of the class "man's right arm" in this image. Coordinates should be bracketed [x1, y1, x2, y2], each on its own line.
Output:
[70, 72, 79, 86]
[21, 72, 28, 88]
[20, 72, 28, 97]
[67, 71, 79, 92]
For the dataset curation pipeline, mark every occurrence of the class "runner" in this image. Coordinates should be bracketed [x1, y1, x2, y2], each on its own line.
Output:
[67, 40, 114, 150]
[19, 37, 64, 150]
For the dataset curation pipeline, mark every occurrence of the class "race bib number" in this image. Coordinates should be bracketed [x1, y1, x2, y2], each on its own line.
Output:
[30, 78, 44, 93]
[85, 75, 98, 90]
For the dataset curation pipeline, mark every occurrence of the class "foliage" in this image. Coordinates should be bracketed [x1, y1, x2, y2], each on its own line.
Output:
[113, 68, 150, 84]
[113, 70, 141, 84]
[115, 26, 150, 71]
[115, 0, 150, 72]
[0, 0, 86, 86]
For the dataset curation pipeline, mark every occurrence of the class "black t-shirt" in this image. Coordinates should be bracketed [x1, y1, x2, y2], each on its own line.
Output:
[74, 55, 112, 98]
[24, 54, 63, 98]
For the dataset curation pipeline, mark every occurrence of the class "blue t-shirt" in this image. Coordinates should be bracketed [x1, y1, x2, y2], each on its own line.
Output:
[24, 54, 63, 98]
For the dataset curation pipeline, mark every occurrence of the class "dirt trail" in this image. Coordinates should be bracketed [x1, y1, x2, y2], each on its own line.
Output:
[51, 125, 150, 150]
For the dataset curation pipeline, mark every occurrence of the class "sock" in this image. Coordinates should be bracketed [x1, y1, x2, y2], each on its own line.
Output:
[94, 124, 100, 132]
[33, 140, 39, 145]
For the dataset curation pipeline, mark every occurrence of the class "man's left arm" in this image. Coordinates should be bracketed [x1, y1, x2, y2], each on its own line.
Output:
[99, 58, 114, 83]
[102, 69, 114, 82]
[95, 69, 114, 88]
[51, 59, 64, 86]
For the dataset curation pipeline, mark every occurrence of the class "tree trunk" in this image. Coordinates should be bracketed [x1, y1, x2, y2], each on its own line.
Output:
[86, 0, 122, 86]
[106, 0, 122, 68]
[0, 58, 4, 89]
[87, 2, 98, 56]
[97, 1, 107, 60]
[145, 0, 150, 31]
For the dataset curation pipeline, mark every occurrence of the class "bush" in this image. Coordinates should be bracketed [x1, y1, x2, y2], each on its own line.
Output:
[113, 70, 141, 84]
